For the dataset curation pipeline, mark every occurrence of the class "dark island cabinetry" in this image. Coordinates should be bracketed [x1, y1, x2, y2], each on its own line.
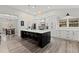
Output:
[21, 30, 51, 48]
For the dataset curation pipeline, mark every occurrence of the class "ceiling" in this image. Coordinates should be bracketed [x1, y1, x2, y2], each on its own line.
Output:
[8, 5, 79, 16]
[0, 5, 79, 17]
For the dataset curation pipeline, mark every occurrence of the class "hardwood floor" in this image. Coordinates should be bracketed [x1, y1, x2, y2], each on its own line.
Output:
[0, 34, 79, 53]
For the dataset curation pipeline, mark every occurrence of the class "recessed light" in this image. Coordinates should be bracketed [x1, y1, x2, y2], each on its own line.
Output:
[32, 6, 36, 8]
[48, 6, 50, 8]
[38, 11, 41, 13]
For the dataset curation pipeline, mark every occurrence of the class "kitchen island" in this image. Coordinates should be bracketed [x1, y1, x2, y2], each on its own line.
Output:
[21, 29, 51, 48]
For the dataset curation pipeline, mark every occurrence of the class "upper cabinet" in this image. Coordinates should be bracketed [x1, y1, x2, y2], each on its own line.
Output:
[58, 14, 79, 28]
[69, 18, 79, 27]
[59, 19, 67, 27]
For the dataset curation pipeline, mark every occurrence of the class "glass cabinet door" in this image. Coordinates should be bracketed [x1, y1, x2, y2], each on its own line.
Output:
[59, 18, 79, 28]
[59, 19, 67, 27]
[69, 18, 79, 27]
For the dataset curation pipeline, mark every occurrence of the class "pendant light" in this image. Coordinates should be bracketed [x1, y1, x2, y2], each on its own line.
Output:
[66, 13, 70, 16]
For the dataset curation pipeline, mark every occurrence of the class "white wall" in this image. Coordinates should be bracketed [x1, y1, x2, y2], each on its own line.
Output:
[17, 12, 33, 36]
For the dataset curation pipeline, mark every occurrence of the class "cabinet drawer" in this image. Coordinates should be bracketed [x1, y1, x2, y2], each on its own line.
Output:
[65, 36, 73, 40]
[52, 30, 57, 37]
[66, 31, 73, 35]
[65, 31, 73, 40]
[57, 30, 66, 38]
[73, 31, 79, 41]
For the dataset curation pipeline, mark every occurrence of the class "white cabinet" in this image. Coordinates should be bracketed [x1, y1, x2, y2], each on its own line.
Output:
[73, 31, 79, 41]
[52, 30, 57, 37]
[60, 30, 67, 39]
[52, 29, 79, 42]
[59, 20, 67, 27]
[76, 32, 79, 41]
[52, 30, 76, 41]
[65, 31, 73, 40]
[52, 16, 79, 41]
[57, 30, 65, 38]
[58, 17, 79, 28]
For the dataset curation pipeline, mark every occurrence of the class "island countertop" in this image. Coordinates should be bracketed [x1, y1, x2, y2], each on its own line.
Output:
[21, 29, 51, 33]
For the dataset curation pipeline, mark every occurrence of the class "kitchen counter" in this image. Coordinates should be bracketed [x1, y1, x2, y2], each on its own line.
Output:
[21, 29, 51, 48]
[21, 29, 50, 33]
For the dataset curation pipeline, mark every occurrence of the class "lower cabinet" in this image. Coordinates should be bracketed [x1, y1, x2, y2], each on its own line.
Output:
[73, 31, 79, 41]
[38, 32, 50, 48]
[21, 31, 51, 48]
[52, 30, 57, 37]
[65, 31, 73, 40]
[52, 30, 79, 42]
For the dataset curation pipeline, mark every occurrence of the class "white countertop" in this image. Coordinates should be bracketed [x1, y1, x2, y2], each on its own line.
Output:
[21, 29, 50, 33]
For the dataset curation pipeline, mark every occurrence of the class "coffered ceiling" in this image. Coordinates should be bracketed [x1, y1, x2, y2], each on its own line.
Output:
[8, 5, 79, 16]
[0, 5, 79, 17]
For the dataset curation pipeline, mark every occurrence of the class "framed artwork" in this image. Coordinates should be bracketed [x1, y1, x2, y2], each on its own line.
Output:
[21, 21, 24, 26]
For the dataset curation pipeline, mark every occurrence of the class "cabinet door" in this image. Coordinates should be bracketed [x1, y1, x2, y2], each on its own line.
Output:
[57, 30, 62, 38]
[65, 31, 73, 40]
[52, 30, 74, 41]
[60, 30, 67, 39]
[56, 30, 66, 39]
[74, 31, 79, 41]
[76, 31, 79, 41]
[52, 30, 57, 37]
[52, 30, 67, 39]
[21, 31, 26, 38]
